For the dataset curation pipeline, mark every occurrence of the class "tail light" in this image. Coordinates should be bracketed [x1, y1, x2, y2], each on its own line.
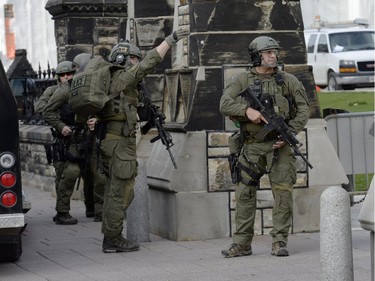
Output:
[1, 191, 17, 207]
[0, 152, 17, 208]
[0, 172, 16, 187]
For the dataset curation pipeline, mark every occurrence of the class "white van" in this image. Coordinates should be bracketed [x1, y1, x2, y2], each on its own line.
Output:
[304, 19, 374, 91]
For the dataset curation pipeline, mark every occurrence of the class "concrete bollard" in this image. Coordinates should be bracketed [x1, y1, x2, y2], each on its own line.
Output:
[320, 186, 354, 281]
[126, 159, 151, 242]
[358, 178, 374, 281]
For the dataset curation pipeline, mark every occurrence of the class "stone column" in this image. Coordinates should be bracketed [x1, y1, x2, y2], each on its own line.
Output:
[45, 0, 128, 62]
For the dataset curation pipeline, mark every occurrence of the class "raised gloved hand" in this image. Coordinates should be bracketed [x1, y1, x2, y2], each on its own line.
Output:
[165, 29, 190, 46]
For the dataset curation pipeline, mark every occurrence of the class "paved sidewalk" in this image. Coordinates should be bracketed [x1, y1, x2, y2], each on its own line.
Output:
[0, 185, 371, 281]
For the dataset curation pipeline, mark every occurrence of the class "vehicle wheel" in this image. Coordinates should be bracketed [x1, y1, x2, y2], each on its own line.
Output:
[327, 73, 342, 91]
[0, 235, 22, 262]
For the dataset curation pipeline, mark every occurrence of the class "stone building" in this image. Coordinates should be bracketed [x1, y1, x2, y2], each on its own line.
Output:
[17, 0, 349, 241]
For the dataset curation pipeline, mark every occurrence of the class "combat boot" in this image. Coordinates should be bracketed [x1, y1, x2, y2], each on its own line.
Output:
[271, 241, 289, 256]
[102, 235, 140, 253]
[86, 210, 94, 218]
[221, 243, 252, 258]
[54, 212, 78, 225]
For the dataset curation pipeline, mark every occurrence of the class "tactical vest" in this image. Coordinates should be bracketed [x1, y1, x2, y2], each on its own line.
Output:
[240, 69, 297, 135]
[246, 70, 290, 118]
[97, 72, 140, 137]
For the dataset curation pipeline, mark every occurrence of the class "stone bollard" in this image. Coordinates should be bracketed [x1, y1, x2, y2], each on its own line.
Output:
[126, 159, 151, 242]
[320, 186, 354, 281]
[358, 178, 374, 281]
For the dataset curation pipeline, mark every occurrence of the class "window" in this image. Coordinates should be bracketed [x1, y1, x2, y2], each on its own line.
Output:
[329, 31, 375, 52]
[317, 34, 329, 53]
[307, 34, 317, 53]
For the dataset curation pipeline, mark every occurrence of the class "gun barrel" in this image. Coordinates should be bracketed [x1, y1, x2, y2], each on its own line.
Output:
[290, 145, 313, 169]
[167, 147, 178, 169]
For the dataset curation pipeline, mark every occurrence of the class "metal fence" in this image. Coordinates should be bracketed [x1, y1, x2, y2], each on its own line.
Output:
[325, 112, 374, 192]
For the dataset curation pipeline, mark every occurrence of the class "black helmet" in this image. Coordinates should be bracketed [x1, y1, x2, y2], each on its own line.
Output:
[108, 41, 142, 65]
[248, 36, 280, 66]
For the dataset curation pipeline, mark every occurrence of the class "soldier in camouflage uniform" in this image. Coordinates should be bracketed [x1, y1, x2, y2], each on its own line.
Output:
[220, 36, 309, 257]
[87, 29, 189, 253]
[35, 61, 74, 207]
[72, 53, 106, 222]
[43, 61, 84, 225]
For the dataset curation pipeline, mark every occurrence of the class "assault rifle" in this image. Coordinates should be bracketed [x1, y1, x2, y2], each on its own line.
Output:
[138, 83, 178, 169]
[239, 81, 313, 169]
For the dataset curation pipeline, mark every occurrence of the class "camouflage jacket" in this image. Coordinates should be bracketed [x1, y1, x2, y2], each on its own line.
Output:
[219, 66, 309, 135]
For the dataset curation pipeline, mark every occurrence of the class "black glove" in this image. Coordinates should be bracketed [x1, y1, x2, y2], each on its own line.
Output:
[165, 29, 190, 46]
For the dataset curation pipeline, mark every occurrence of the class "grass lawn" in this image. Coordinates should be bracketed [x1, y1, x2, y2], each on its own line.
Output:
[317, 89, 374, 191]
[317, 90, 374, 114]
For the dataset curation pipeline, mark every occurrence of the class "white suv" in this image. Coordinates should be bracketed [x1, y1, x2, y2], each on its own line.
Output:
[304, 20, 374, 91]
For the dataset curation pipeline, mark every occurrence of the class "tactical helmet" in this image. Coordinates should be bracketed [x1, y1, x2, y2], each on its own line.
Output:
[108, 41, 142, 65]
[129, 44, 142, 59]
[72, 53, 91, 71]
[248, 36, 280, 66]
[55, 61, 75, 75]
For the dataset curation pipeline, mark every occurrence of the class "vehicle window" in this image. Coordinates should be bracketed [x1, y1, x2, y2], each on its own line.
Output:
[329, 31, 375, 52]
[317, 34, 329, 53]
[307, 34, 317, 53]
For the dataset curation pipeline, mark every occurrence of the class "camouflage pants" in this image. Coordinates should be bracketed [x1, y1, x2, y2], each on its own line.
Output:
[99, 135, 137, 238]
[53, 160, 64, 193]
[233, 139, 296, 246]
[55, 160, 80, 213]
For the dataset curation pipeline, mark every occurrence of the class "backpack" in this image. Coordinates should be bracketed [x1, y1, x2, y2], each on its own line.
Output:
[68, 57, 122, 117]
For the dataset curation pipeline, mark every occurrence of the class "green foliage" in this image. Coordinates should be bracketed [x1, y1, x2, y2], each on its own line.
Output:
[317, 91, 374, 114]
[355, 173, 374, 192]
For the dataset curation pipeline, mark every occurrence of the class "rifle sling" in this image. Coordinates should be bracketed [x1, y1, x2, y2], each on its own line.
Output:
[237, 162, 261, 180]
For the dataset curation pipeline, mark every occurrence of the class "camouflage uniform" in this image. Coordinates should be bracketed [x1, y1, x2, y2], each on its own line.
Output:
[43, 83, 82, 223]
[72, 52, 106, 221]
[97, 48, 163, 240]
[220, 36, 309, 257]
[35, 84, 65, 193]
[93, 29, 188, 253]
[35, 85, 58, 114]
